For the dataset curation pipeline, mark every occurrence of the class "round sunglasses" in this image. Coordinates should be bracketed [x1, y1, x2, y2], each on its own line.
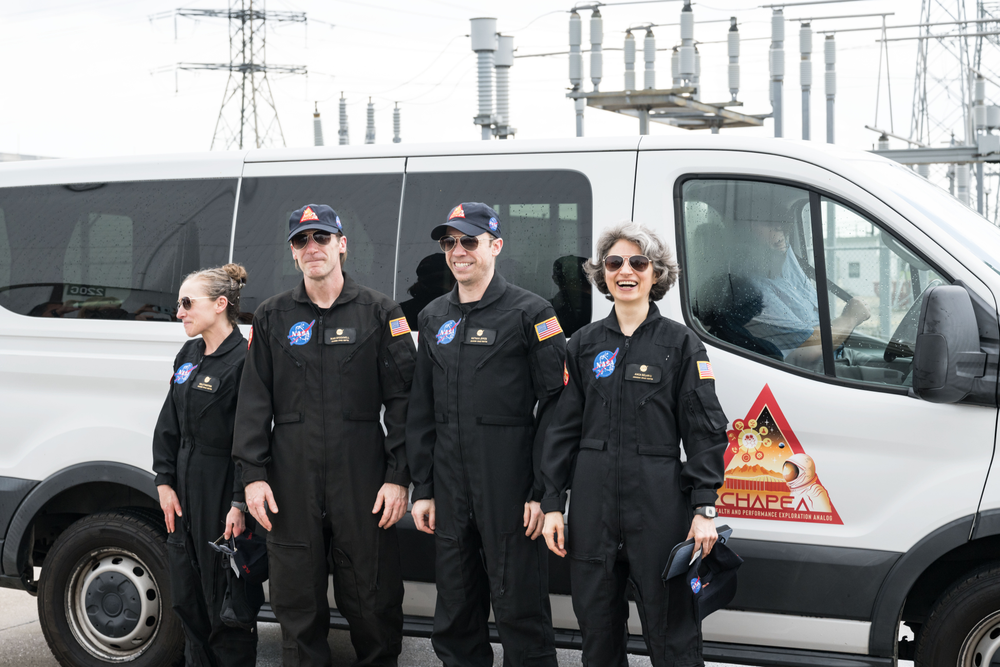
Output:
[603, 254, 651, 272]
[439, 234, 488, 253]
[291, 230, 335, 250]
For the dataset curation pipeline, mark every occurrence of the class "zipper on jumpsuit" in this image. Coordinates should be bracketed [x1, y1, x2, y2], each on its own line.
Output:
[456, 314, 475, 524]
[616, 336, 631, 554]
[316, 310, 327, 520]
[180, 350, 206, 528]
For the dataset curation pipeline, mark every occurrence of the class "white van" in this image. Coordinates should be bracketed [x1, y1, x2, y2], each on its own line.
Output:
[0, 136, 997, 667]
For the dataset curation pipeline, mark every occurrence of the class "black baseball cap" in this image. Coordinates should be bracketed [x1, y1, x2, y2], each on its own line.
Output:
[431, 202, 502, 240]
[685, 540, 743, 621]
[287, 204, 344, 242]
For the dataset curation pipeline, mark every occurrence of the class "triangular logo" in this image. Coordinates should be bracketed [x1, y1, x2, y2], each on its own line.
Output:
[300, 206, 320, 223]
[448, 204, 465, 220]
[718, 384, 843, 524]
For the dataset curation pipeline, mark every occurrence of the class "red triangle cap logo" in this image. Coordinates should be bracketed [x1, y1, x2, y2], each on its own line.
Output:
[300, 206, 320, 223]
[718, 384, 843, 524]
[448, 204, 465, 220]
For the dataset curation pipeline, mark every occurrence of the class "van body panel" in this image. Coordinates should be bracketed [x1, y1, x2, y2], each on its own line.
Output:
[242, 157, 408, 178]
[704, 610, 870, 653]
[0, 152, 247, 186]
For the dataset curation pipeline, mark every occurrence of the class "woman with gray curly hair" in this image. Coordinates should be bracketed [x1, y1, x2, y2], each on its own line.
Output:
[540, 221, 727, 666]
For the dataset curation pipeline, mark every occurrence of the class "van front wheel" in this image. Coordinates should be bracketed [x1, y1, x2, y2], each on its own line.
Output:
[37, 510, 184, 666]
[913, 562, 1000, 667]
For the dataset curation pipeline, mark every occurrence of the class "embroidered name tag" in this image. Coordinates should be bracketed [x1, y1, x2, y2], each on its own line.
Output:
[192, 374, 220, 393]
[325, 328, 356, 344]
[625, 364, 661, 383]
[465, 328, 496, 345]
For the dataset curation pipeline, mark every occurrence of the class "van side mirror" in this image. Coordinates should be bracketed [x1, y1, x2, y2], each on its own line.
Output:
[912, 285, 987, 403]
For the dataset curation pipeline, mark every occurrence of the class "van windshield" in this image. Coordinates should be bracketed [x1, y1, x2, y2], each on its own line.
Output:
[851, 158, 1000, 277]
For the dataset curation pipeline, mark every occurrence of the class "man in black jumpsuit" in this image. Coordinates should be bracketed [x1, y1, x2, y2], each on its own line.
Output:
[232, 204, 416, 667]
[541, 303, 727, 666]
[153, 327, 256, 666]
[406, 203, 565, 667]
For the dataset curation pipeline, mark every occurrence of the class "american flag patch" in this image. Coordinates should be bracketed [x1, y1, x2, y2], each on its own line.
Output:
[534, 316, 563, 342]
[389, 317, 411, 337]
[697, 361, 715, 380]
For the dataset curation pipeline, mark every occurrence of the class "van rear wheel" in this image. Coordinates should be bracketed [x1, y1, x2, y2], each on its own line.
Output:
[37, 510, 184, 666]
[913, 562, 1000, 667]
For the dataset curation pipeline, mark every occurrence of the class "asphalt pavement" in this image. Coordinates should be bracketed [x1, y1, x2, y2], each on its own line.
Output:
[0, 586, 723, 666]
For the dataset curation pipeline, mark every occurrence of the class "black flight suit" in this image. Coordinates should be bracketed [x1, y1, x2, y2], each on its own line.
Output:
[232, 275, 415, 667]
[152, 327, 257, 667]
[541, 303, 727, 667]
[406, 272, 566, 667]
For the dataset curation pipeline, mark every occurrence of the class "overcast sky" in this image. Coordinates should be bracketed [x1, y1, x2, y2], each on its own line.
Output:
[0, 0, 985, 159]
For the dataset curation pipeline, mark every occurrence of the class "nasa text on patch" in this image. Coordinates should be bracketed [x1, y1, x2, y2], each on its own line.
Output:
[465, 328, 496, 345]
[625, 363, 661, 383]
[325, 327, 356, 344]
[192, 375, 220, 393]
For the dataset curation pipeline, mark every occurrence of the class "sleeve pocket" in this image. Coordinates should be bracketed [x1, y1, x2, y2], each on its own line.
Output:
[690, 383, 729, 431]
[530, 343, 567, 397]
[580, 438, 606, 450]
[388, 338, 416, 387]
[274, 413, 302, 424]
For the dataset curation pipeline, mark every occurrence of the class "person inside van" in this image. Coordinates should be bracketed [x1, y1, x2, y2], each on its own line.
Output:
[740, 219, 870, 369]
[540, 221, 727, 667]
[151, 263, 259, 667]
[550, 255, 592, 336]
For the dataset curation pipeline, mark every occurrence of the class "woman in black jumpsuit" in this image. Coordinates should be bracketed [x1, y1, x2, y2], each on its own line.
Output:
[152, 263, 257, 667]
[541, 222, 728, 667]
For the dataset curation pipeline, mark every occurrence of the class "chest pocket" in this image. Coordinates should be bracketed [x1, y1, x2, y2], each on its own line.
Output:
[471, 328, 520, 370]
[338, 324, 382, 421]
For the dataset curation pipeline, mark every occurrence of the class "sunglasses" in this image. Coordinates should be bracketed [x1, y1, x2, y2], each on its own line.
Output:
[208, 535, 236, 556]
[176, 296, 214, 311]
[439, 235, 487, 253]
[604, 254, 651, 272]
[291, 230, 335, 250]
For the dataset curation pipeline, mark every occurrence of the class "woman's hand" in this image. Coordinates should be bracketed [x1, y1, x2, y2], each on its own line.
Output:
[225, 506, 245, 539]
[157, 484, 182, 534]
[686, 514, 718, 557]
[542, 511, 567, 558]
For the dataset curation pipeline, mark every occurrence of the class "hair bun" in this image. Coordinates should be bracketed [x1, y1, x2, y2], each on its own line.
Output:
[223, 263, 248, 287]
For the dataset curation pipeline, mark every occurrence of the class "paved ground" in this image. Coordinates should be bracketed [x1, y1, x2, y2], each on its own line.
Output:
[0, 587, 720, 666]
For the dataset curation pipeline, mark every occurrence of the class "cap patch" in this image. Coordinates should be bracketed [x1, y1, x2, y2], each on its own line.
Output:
[448, 204, 466, 220]
[534, 316, 563, 342]
[389, 317, 411, 337]
[690, 576, 702, 594]
[698, 360, 715, 380]
[488, 217, 499, 231]
[335, 215, 342, 229]
[300, 206, 320, 223]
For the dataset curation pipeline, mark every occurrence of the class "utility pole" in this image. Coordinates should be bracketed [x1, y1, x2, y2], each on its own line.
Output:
[172, 1, 307, 150]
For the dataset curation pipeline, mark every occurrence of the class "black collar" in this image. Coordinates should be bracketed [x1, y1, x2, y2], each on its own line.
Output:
[602, 301, 662, 335]
[292, 272, 360, 309]
[446, 271, 508, 312]
[204, 326, 245, 357]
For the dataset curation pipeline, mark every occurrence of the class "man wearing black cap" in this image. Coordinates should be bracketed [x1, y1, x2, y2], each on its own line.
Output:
[233, 204, 416, 667]
[406, 203, 566, 667]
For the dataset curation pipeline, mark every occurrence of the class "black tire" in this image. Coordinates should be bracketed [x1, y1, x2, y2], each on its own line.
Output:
[914, 562, 1000, 667]
[37, 510, 184, 666]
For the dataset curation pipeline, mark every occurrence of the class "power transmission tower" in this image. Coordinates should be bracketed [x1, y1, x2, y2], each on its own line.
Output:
[174, 1, 307, 150]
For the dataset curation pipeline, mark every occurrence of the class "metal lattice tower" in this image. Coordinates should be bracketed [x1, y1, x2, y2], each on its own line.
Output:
[910, 0, 972, 149]
[175, 1, 307, 150]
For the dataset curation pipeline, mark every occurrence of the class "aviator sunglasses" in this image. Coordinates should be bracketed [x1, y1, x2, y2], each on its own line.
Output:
[176, 296, 214, 311]
[604, 254, 651, 272]
[290, 230, 335, 250]
[439, 235, 488, 253]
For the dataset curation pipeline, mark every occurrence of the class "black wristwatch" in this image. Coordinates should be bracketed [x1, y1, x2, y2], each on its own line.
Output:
[231, 501, 248, 512]
[693, 505, 717, 519]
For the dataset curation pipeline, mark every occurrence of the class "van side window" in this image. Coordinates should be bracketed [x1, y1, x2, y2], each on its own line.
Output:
[395, 170, 593, 335]
[0, 180, 235, 320]
[681, 179, 825, 373]
[232, 174, 403, 320]
[820, 197, 947, 386]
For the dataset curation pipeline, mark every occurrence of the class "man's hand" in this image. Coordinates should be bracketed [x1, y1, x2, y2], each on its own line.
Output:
[523, 501, 544, 540]
[412, 498, 436, 535]
[224, 507, 246, 539]
[686, 514, 718, 557]
[842, 297, 872, 327]
[542, 511, 566, 557]
[245, 480, 278, 531]
[372, 483, 408, 529]
[156, 484, 182, 534]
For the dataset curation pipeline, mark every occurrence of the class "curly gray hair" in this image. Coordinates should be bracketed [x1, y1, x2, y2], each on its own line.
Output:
[584, 221, 680, 302]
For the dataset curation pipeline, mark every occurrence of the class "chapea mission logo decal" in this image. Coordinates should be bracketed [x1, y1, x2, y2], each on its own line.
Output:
[719, 384, 842, 525]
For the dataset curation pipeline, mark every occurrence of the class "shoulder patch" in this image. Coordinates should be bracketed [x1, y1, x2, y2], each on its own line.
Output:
[697, 360, 715, 380]
[247, 326, 253, 348]
[534, 316, 563, 342]
[563, 361, 569, 386]
[389, 317, 411, 337]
